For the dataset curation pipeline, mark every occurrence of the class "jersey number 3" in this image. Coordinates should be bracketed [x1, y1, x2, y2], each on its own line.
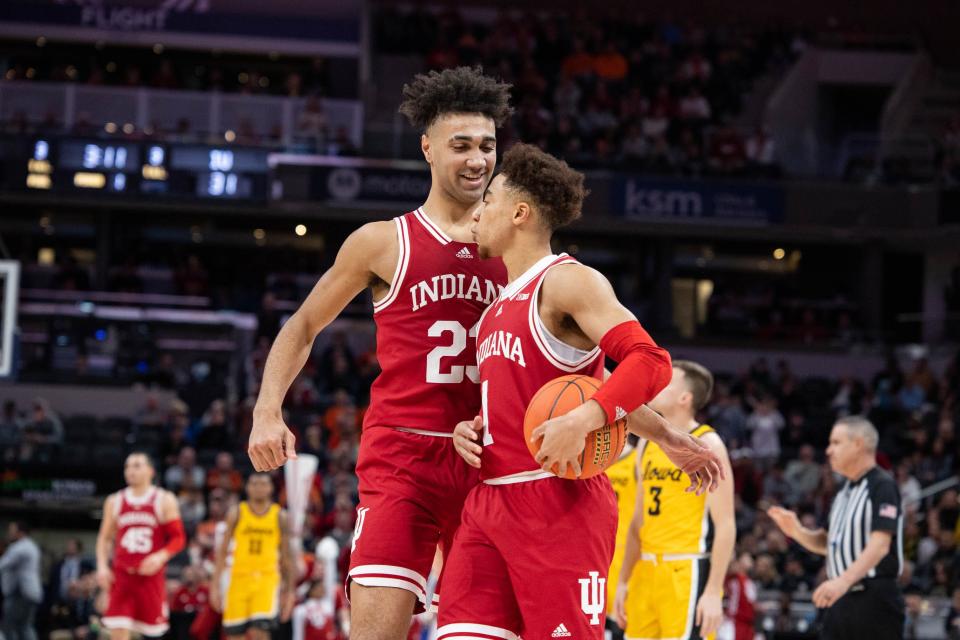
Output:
[426, 321, 479, 384]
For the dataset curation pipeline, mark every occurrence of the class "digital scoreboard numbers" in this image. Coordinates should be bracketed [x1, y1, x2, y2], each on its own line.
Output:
[13, 137, 267, 202]
[61, 141, 140, 192]
[140, 145, 169, 194]
[26, 139, 53, 190]
[169, 146, 265, 200]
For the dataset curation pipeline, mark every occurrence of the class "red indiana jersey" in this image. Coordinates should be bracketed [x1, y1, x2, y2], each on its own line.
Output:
[724, 571, 757, 627]
[475, 254, 604, 480]
[112, 487, 165, 575]
[362, 208, 507, 434]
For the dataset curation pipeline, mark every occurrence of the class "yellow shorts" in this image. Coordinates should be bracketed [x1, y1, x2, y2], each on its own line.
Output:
[223, 571, 280, 633]
[625, 556, 715, 640]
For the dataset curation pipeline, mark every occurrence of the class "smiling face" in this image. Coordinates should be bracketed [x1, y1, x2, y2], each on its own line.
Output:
[423, 113, 497, 207]
[471, 173, 524, 259]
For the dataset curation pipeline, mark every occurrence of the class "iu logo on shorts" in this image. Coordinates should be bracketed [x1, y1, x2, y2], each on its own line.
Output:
[352, 507, 370, 552]
[578, 571, 605, 625]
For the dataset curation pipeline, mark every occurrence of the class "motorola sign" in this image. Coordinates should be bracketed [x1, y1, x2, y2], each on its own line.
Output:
[312, 163, 431, 205]
[327, 167, 362, 201]
[615, 176, 784, 224]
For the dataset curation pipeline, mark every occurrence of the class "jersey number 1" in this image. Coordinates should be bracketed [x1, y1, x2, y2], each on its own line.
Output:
[426, 321, 479, 384]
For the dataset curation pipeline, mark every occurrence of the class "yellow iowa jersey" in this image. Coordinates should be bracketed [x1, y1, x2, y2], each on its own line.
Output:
[606, 447, 638, 613]
[638, 425, 715, 555]
[231, 502, 281, 576]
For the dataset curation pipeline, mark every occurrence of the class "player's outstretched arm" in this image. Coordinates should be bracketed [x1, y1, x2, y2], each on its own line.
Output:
[95, 494, 118, 591]
[623, 404, 722, 494]
[250, 221, 397, 471]
[766, 506, 828, 555]
[531, 264, 672, 476]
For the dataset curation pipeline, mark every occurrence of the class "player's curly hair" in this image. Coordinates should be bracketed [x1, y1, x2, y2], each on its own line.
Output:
[499, 143, 587, 231]
[398, 66, 514, 131]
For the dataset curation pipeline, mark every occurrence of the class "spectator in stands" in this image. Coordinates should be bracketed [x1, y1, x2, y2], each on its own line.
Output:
[561, 38, 594, 80]
[206, 452, 243, 494]
[785, 445, 821, 503]
[134, 393, 166, 429]
[175, 255, 209, 297]
[18, 398, 63, 464]
[746, 394, 785, 469]
[593, 42, 628, 82]
[195, 488, 231, 557]
[552, 76, 582, 121]
[946, 586, 960, 639]
[0, 400, 22, 461]
[195, 399, 232, 452]
[296, 96, 328, 153]
[161, 400, 191, 466]
[678, 86, 712, 123]
[178, 479, 207, 532]
[46, 539, 93, 608]
[171, 565, 209, 613]
[753, 553, 781, 590]
[0, 521, 43, 640]
[745, 126, 779, 177]
[708, 384, 748, 448]
[291, 580, 339, 640]
[709, 124, 747, 175]
[52, 255, 90, 291]
[164, 446, 205, 493]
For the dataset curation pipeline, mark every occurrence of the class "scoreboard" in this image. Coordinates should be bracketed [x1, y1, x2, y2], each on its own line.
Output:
[14, 137, 270, 202]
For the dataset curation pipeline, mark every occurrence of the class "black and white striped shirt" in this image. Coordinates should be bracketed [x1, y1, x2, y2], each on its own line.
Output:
[826, 466, 903, 580]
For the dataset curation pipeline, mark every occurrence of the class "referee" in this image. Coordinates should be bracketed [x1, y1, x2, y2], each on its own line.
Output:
[768, 416, 904, 640]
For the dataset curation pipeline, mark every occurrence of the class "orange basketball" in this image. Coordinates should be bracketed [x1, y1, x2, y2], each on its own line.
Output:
[523, 374, 628, 480]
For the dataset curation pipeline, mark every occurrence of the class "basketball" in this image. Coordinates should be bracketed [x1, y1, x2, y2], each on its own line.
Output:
[523, 374, 628, 480]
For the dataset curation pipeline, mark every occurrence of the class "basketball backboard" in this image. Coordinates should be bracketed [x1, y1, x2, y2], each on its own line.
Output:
[0, 260, 20, 379]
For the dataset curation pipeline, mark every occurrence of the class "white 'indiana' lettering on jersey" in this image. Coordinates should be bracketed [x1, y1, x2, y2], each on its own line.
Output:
[117, 511, 158, 528]
[477, 330, 526, 368]
[409, 274, 504, 312]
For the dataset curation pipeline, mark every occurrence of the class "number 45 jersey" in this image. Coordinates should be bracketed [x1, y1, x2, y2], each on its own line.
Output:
[362, 208, 507, 435]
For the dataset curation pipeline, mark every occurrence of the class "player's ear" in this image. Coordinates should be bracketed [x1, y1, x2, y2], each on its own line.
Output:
[513, 201, 532, 227]
[679, 389, 694, 409]
[421, 134, 432, 164]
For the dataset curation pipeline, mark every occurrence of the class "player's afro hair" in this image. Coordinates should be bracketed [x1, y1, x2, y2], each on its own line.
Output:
[499, 143, 587, 231]
[398, 66, 514, 131]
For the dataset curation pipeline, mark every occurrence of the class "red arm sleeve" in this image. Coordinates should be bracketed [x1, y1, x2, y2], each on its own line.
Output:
[160, 519, 186, 557]
[591, 320, 672, 423]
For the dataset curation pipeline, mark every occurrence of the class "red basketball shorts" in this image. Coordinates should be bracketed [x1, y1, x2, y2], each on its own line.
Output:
[438, 473, 618, 640]
[103, 570, 169, 636]
[347, 426, 479, 613]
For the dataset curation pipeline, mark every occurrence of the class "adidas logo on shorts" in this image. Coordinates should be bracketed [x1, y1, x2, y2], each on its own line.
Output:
[551, 623, 572, 637]
[456, 247, 474, 259]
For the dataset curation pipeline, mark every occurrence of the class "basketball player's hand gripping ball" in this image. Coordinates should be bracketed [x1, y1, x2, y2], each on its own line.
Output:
[526, 375, 627, 479]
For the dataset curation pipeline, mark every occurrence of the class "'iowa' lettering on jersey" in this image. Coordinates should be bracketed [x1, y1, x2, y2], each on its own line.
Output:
[642, 460, 685, 482]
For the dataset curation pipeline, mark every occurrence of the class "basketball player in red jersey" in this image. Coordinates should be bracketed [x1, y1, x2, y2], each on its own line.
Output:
[249, 67, 717, 639]
[439, 144, 722, 640]
[95, 452, 185, 638]
[247, 66, 513, 639]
